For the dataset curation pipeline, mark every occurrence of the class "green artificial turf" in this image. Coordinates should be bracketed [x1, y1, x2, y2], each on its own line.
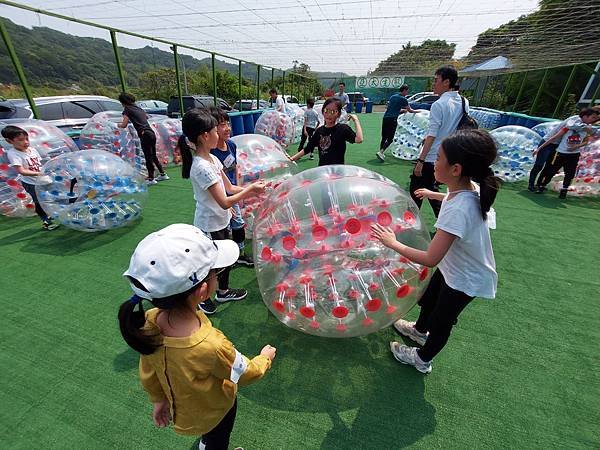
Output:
[1, 113, 599, 449]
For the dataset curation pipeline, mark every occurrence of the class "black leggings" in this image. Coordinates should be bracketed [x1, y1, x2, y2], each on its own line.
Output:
[298, 127, 316, 152]
[380, 116, 398, 151]
[409, 162, 442, 218]
[538, 150, 580, 190]
[140, 130, 164, 179]
[201, 399, 237, 450]
[21, 181, 48, 221]
[415, 269, 474, 362]
[528, 142, 557, 187]
[210, 227, 232, 291]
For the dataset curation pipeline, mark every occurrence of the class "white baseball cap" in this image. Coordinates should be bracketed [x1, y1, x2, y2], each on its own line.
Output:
[123, 224, 239, 300]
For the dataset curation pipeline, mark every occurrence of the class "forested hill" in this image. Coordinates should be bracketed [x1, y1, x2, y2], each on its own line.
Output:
[0, 18, 345, 91]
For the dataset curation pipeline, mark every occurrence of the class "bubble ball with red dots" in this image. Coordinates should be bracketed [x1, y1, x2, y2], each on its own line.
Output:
[79, 111, 147, 176]
[550, 134, 600, 197]
[254, 110, 295, 148]
[252, 165, 432, 338]
[0, 119, 78, 217]
[148, 115, 182, 165]
[35, 149, 148, 232]
[391, 111, 430, 161]
[230, 134, 297, 231]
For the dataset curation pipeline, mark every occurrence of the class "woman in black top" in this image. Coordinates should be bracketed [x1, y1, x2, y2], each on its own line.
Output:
[118, 92, 168, 184]
[291, 98, 363, 165]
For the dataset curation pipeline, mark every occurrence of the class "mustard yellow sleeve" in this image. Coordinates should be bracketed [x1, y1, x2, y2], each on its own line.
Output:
[139, 356, 167, 403]
[212, 337, 272, 387]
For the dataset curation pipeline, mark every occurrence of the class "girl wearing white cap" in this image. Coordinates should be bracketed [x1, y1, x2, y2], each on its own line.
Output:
[118, 224, 276, 450]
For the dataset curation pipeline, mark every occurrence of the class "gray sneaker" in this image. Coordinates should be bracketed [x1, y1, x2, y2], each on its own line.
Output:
[390, 342, 432, 374]
[155, 173, 170, 181]
[376, 150, 385, 162]
[393, 319, 428, 346]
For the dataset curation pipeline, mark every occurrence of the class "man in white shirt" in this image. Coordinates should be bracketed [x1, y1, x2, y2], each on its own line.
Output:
[269, 89, 285, 113]
[411, 66, 467, 217]
[336, 82, 350, 109]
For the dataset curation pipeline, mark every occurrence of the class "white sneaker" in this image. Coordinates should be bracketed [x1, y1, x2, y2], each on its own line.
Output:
[390, 342, 432, 374]
[376, 150, 385, 161]
[393, 319, 428, 346]
[145, 178, 158, 185]
[155, 173, 170, 181]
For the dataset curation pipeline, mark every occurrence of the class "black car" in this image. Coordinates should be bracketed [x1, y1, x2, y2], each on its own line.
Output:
[167, 95, 235, 118]
[409, 94, 440, 111]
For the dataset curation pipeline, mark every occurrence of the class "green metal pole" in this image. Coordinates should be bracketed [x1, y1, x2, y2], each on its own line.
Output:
[590, 66, 600, 105]
[552, 65, 578, 118]
[171, 45, 185, 118]
[530, 69, 549, 115]
[512, 71, 529, 112]
[256, 65, 261, 108]
[0, 19, 39, 118]
[211, 53, 217, 105]
[271, 68, 275, 88]
[282, 71, 286, 98]
[238, 60, 242, 110]
[110, 30, 127, 92]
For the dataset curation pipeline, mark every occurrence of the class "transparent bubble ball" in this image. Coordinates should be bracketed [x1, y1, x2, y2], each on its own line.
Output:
[532, 121, 562, 140]
[148, 115, 183, 165]
[230, 134, 297, 231]
[255, 110, 295, 148]
[490, 126, 542, 182]
[550, 136, 600, 197]
[252, 165, 432, 338]
[391, 111, 430, 160]
[0, 119, 77, 217]
[79, 111, 147, 176]
[36, 149, 148, 232]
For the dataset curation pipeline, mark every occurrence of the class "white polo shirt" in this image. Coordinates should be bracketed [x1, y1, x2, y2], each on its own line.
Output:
[426, 91, 468, 163]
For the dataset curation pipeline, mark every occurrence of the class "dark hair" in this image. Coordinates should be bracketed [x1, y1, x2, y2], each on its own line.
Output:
[440, 129, 501, 219]
[399, 84, 409, 93]
[208, 105, 230, 123]
[118, 92, 136, 105]
[117, 277, 207, 355]
[179, 108, 218, 179]
[339, 82, 345, 87]
[435, 66, 458, 89]
[323, 97, 342, 114]
[579, 107, 599, 118]
[269, 88, 277, 95]
[1, 125, 28, 140]
[306, 98, 315, 107]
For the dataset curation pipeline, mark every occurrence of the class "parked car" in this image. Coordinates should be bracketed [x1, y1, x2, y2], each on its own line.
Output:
[233, 99, 269, 111]
[283, 95, 299, 104]
[137, 99, 168, 115]
[0, 95, 123, 137]
[167, 95, 235, 118]
[409, 93, 440, 111]
[406, 92, 434, 103]
[346, 92, 369, 104]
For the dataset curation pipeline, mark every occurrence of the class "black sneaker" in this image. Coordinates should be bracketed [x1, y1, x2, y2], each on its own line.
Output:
[198, 299, 217, 315]
[527, 185, 536, 192]
[215, 289, 247, 303]
[42, 219, 59, 231]
[535, 186, 546, 194]
[558, 188, 568, 199]
[236, 254, 254, 267]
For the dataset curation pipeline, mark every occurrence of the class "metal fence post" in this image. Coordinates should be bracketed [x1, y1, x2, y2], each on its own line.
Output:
[530, 69, 549, 115]
[171, 45, 185, 118]
[0, 19, 39, 118]
[211, 53, 217, 105]
[512, 71, 529, 112]
[238, 60, 243, 110]
[256, 65, 261, 108]
[110, 30, 127, 92]
[552, 65, 578, 118]
[282, 71, 286, 97]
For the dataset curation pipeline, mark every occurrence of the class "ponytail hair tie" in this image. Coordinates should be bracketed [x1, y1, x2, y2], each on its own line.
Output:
[129, 294, 142, 305]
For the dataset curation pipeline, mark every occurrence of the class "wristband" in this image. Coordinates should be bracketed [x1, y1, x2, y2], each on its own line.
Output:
[416, 158, 425, 164]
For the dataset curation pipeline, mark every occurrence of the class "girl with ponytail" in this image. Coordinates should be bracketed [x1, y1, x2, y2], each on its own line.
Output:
[178, 108, 266, 314]
[371, 129, 500, 374]
[117, 224, 276, 449]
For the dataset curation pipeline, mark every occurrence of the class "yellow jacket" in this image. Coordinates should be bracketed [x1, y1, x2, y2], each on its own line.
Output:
[139, 308, 272, 436]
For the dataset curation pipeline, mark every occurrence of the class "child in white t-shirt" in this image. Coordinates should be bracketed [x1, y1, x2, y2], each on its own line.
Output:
[179, 108, 265, 315]
[372, 129, 501, 374]
[1, 125, 58, 230]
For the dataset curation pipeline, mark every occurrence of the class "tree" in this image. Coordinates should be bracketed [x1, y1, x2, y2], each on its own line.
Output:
[372, 40, 457, 76]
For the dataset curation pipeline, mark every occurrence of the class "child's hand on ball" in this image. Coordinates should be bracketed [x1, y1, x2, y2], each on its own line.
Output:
[260, 345, 277, 360]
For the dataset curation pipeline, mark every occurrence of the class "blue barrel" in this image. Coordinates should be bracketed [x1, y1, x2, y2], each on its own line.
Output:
[497, 113, 510, 127]
[365, 101, 373, 113]
[252, 111, 262, 126]
[355, 101, 363, 113]
[346, 103, 352, 113]
[229, 113, 244, 137]
[243, 113, 255, 134]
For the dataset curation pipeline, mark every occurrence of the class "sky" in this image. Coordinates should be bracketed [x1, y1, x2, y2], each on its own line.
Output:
[0, 0, 542, 75]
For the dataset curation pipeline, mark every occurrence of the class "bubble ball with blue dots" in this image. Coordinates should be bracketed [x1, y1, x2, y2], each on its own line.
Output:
[36, 149, 148, 232]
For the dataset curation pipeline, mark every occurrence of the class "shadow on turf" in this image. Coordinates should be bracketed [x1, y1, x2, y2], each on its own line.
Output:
[4, 219, 140, 256]
[515, 188, 600, 210]
[227, 313, 436, 448]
